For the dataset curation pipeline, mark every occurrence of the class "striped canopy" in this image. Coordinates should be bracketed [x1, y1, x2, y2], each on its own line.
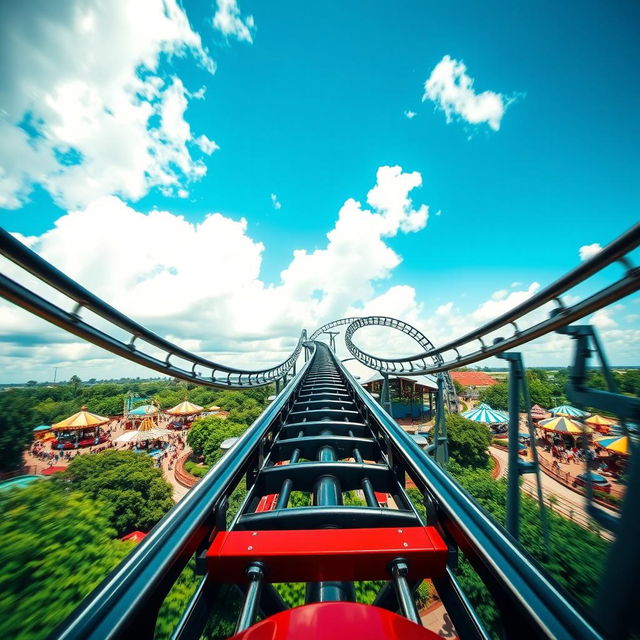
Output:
[165, 401, 203, 416]
[596, 435, 630, 456]
[461, 405, 508, 424]
[128, 404, 158, 416]
[116, 417, 171, 443]
[477, 403, 491, 409]
[585, 414, 617, 427]
[538, 416, 592, 435]
[550, 405, 587, 418]
[530, 404, 549, 418]
[52, 406, 109, 430]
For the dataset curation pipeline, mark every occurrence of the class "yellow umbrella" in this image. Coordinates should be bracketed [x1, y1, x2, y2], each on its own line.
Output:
[165, 400, 204, 416]
[538, 416, 592, 435]
[585, 415, 617, 427]
[595, 435, 630, 456]
[52, 406, 109, 430]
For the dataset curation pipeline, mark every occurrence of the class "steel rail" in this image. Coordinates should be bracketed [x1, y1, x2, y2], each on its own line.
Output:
[0, 229, 303, 387]
[335, 348, 604, 640]
[49, 346, 315, 640]
[345, 267, 640, 374]
[343, 223, 640, 369]
[0, 272, 304, 388]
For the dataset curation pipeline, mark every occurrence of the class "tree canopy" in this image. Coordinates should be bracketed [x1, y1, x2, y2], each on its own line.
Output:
[187, 416, 248, 467]
[446, 413, 493, 468]
[58, 450, 174, 536]
[0, 481, 132, 639]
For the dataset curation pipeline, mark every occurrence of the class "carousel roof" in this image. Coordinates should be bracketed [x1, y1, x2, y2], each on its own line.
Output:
[585, 414, 617, 427]
[461, 404, 508, 424]
[538, 416, 592, 435]
[596, 435, 630, 456]
[52, 406, 109, 430]
[550, 404, 587, 418]
[165, 400, 203, 416]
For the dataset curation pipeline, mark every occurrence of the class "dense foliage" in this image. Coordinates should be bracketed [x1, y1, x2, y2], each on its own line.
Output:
[58, 450, 174, 536]
[445, 413, 493, 468]
[444, 461, 610, 636]
[478, 367, 638, 412]
[0, 482, 132, 639]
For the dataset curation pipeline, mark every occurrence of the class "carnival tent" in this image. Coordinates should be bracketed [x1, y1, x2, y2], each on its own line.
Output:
[585, 414, 617, 428]
[461, 404, 508, 424]
[530, 404, 549, 419]
[538, 416, 592, 435]
[165, 401, 203, 417]
[595, 435, 630, 456]
[550, 405, 587, 418]
[128, 404, 159, 416]
[116, 417, 171, 443]
[52, 406, 109, 430]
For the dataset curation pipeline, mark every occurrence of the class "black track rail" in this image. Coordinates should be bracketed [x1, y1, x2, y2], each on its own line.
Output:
[49, 342, 605, 640]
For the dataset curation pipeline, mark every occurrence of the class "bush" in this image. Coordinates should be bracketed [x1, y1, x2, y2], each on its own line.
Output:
[58, 450, 174, 536]
[0, 482, 131, 639]
[187, 417, 247, 466]
[446, 413, 493, 469]
[184, 460, 208, 478]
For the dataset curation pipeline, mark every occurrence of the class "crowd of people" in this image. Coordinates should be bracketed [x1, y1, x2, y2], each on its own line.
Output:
[27, 418, 190, 479]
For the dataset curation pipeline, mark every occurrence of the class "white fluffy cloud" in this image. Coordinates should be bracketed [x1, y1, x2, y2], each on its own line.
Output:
[213, 0, 255, 43]
[0, 0, 217, 209]
[579, 243, 602, 261]
[423, 55, 509, 131]
[0, 165, 431, 380]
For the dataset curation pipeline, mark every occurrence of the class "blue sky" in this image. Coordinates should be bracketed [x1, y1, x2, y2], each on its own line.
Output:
[0, 0, 638, 381]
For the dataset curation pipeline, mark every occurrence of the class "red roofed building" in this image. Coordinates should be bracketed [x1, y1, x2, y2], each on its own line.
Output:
[450, 371, 498, 400]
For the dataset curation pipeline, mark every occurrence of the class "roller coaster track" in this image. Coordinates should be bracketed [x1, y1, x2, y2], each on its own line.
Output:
[311, 316, 459, 412]
[1, 223, 640, 640]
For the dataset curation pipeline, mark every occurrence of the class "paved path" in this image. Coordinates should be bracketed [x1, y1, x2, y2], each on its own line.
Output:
[421, 602, 456, 638]
[490, 446, 617, 538]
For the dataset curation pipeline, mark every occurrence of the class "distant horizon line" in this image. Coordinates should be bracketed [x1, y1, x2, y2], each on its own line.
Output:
[3, 365, 640, 386]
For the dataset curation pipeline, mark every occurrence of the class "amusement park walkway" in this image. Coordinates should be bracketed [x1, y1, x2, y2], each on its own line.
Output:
[490, 446, 616, 540]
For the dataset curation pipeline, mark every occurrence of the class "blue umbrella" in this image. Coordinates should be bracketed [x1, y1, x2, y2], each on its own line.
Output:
[461, 405, 508, 424]
[550, 405, 587, 418]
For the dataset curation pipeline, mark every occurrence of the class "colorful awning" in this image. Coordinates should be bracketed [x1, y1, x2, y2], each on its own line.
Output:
[165, 400, 204, 416]
[596, 435, 630, 455]
[585, 414, 617, 427]
[550, 405, 587, 418]
[52, 406, 109, 430]
[538, 416, 591, 435]
[461, 405, 508, 424]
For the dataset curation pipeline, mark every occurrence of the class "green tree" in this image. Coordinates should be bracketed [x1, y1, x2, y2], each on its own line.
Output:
[0, 405, 36, 472]
[0, 481, 131, 640]
[187, 417, 248, 466]
[478, 382, 509, 410]
[58, 450, 174, 536]
[446, 413, 492, 469]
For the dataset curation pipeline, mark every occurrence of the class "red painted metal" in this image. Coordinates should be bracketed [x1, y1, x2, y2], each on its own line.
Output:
[255, 493, 278, 512]
[229, 602, 441, 640]
[374, 491, 389, 505]
[207, 526, 447, 583]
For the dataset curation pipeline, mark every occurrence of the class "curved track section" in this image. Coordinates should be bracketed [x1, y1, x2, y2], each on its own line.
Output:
[0, 229, 305, 389]
[317, 316, 459, 412]
[343, 224, 640, 375]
